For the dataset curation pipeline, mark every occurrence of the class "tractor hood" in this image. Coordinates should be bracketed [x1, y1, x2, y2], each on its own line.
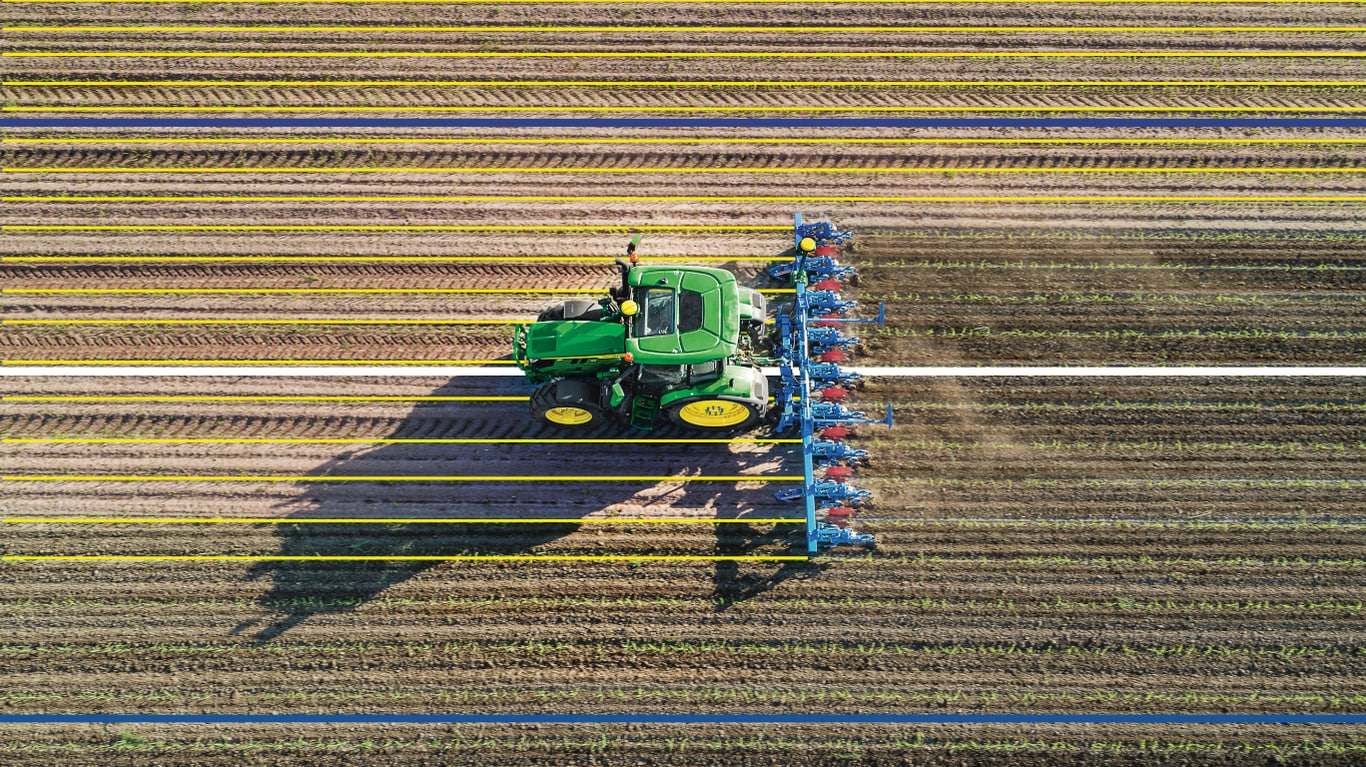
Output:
[524, 320, 626, 359]
[625, 266, 739, 364]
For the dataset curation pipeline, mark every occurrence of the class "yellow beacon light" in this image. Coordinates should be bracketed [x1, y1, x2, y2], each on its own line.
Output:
[799, 237, 817, 253]
[620, 300, 639, 316]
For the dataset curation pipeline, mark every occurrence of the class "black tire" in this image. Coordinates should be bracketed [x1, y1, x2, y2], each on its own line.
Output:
[664, 397, 763, 432]
[537, 300, 602, 322]
[530, 379, 608, 429]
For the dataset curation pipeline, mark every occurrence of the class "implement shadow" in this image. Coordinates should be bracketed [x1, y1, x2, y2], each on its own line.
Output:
[231, 376, 806, 641]
[710, 531, 829, 612]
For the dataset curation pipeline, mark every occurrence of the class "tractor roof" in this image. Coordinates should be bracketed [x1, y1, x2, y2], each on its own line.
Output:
[626, 265, 740, 364]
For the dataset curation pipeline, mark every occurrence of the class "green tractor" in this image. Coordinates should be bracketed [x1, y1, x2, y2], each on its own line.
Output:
[513, 239, 771, 431]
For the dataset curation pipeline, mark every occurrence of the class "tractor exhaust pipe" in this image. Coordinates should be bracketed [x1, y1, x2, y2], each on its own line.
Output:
[612, 235, 642, 301]
[612, 259, 631, 301]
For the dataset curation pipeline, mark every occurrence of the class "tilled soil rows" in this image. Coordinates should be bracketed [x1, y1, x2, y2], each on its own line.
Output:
[2, 1, 1364, 764]
[5, 235, 1363, 364]
[2, 375, 1363, 764]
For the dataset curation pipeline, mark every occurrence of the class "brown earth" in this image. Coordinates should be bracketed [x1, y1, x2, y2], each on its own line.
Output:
[1, 2, 1364, 764]
[2, 376, 1363, 765]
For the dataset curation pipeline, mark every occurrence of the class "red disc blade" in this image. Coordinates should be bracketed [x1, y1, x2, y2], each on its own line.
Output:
[824, 466, 855, 482]
[819, 386, 849, 401]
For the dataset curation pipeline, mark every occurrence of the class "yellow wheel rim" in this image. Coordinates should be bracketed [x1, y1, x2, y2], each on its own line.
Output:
[677, 400, 752, 428]
[545, 406, 594, 425]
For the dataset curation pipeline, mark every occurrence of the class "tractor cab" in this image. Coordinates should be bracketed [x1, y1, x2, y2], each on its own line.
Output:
[621, 265, 740, 364]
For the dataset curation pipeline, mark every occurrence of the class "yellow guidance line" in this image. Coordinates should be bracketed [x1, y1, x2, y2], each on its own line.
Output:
[10, 187, 1366, 205]
[0, 359, 516, 365]
[3, 517, 805, 524]
[16, 317, 752, 328]
[8, 186, 1366, 203]
[0, 257, 782, 264]
[2, 437, 800, 444]
[9, 138, 1366, 146]
[1, 555, 811, 563]
[3, 288, 582, 293]
[3, 167, 737, 173]
[5, 197, 1366, 230]
[0, 213, 1343, 233]
[10, 106, 1366, 114]
[2, 225, 790, 232]
[1, 475, 801, 482]
[10, 25, 1366, 32]
[11, 51, 1366, 58]
[10, 169, 1366, 178]
[3, 79, 1359, 87]
[6, 0, 1364, 4]
[2, 288, 796, 295]
[2, 319, 529, 325]
[0, 396, 528, 402]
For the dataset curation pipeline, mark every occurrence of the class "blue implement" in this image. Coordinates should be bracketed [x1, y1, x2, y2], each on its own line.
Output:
[768, 214, 892, 551]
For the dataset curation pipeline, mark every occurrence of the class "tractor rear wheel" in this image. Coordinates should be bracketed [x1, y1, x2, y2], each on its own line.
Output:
[665, 398, 762, 431]
[530, 378, 608, 429]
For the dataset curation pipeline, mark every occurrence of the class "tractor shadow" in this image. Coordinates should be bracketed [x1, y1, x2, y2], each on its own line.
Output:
[231, 376, 813, 641]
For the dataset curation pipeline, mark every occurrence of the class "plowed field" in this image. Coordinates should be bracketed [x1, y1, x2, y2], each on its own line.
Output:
[2, 1, 1365, 764]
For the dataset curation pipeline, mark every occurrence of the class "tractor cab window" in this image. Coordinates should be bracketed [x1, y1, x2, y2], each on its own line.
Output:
[638, 364, 687, 387]
[633, 287, 675, 337]
[688, 359, 722, 384]
[678, 290, 704, 333]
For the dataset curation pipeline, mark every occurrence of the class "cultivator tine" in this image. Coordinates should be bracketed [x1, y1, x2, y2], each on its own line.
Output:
[769, 214, 855, 282]
[808, 327, 860, 353]
[811, 403, 892, 429]
[807, 362, 863, 388]
[769, 213, 888, 554]
[806, 289, 858, 315]
[811, 439, 869, 468]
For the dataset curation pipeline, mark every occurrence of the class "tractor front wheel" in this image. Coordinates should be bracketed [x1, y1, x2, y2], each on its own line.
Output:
[665, 398, 761, 431]
[530, 379, 608, 429]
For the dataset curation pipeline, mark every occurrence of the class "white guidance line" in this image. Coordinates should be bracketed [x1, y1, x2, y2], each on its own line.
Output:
[0, 366, 528, 377]
[853, 366, 1366, 377]
[0, 366, 1362, 377]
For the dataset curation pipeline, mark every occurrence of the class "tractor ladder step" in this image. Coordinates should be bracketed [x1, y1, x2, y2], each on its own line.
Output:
[629, 392, 660, 431]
